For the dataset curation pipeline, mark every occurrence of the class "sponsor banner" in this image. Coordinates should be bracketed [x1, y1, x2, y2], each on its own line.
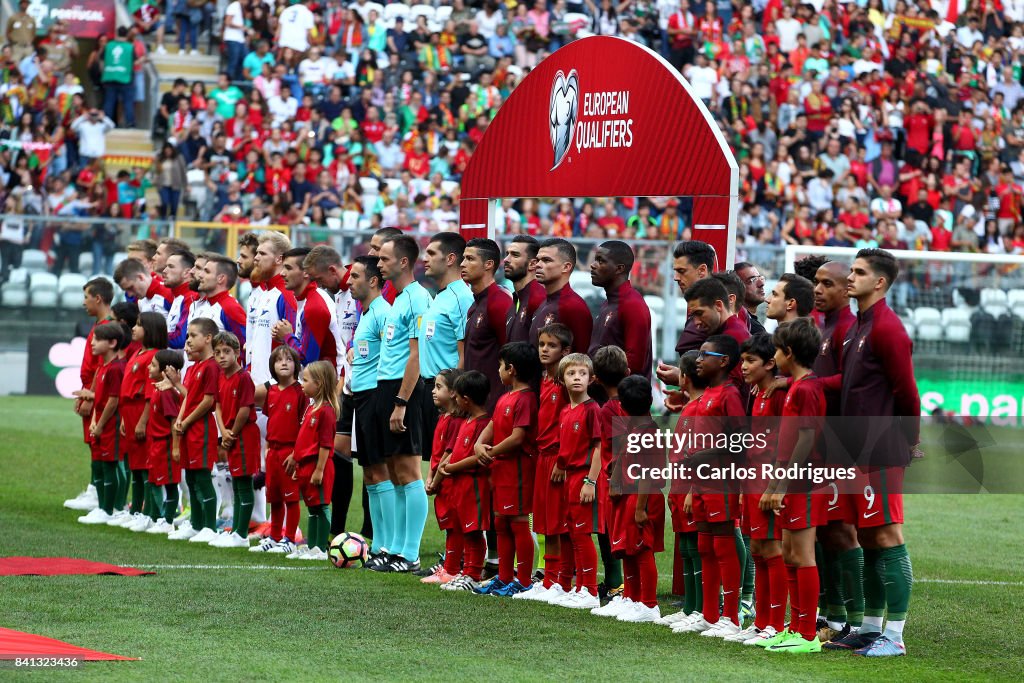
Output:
[27, 0, 115, 38]
[917, 371, 1024, 428]
[460, 36, 737, 267]
[27, 334, 79, 397]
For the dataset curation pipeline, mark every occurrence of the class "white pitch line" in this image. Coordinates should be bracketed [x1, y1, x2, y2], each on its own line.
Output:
[122, 565, 1024, 586]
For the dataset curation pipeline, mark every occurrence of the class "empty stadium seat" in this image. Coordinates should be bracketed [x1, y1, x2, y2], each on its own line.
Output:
[980, 288, 1008, 308]
[1008, 289, 1024, 308]
[111, 252, 129, 272]
[643, 294, 665, 316]
[941, 307, 972, 343]
[77, 252, 94, 274]
[5, 268, 28, 288]
[912, 307, 942, 341]
[985, 304, 1009, 319]
[409, 3, 434, 22]
[57, 274, 88, 309]
[383, 2, 409, 24]
[30, 272, 59, 308]
[20, 249, 46, 272]
[1, 269, 30, 307]
[900, 317, 915, 340]
[434, 5, 452, 21]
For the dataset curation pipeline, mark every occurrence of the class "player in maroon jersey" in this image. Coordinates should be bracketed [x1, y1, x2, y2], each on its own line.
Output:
[528, 238, 592, 354]
[462, 238, 512, 413]
[503, 235, 545, 344]
[589, 241, 652, 379]
[683, 278, 751, 389]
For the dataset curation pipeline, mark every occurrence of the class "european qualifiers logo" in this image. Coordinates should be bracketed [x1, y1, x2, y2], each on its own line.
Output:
[549, 69, 579, 170]
[548, 68, 634, 171]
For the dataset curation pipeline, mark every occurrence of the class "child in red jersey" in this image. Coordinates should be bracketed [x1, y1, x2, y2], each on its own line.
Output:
[252, 346, 306, 555]
[548, 353, 603, 610]
[675, 335, 748, 638]
[210, 332, 260, 549]
[727, 334, 789, 645]
[522, 323, 571, 603]
[166, 318, 221, 542]
[283, 360, 338, 560]
[77, 323, 127, 525]
[143, 350, 184, 535]
[422, 368, 464, 585]
[474, 342, 540, 597]
[120, 312, 169, 532]
[434, 371, 492, 592]
[761, 319, 828, 654]
[108, 305, 138, 521]
[590, 345, 628, 606]
[659, 350, 708, 629]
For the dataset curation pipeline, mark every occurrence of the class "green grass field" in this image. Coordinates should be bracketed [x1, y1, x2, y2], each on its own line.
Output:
[1, 396, 1022, 681]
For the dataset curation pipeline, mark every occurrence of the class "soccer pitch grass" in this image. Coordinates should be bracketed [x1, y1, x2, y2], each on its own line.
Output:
[1, 396, 1021, 682]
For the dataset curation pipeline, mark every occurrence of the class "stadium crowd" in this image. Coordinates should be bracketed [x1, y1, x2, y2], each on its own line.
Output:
[4, 0, 1024, 281]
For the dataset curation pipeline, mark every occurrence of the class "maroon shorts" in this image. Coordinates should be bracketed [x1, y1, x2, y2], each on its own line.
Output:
[433, 477, 455, 530]
[743, 492, 782, 540]
[826, 488, 858, 525]
[609, 493, 666, 557]
[120, 399, 149, 470]
[183, 419, 217, 471]
[297, 456, 334, 508]
[532, 451, 567, 536]
[667, 493, 697, 533]
[853, 469, 904, 528]
[450, 473, 491, 532]
[227, 423, 261, 478]
[147, 437, 182, 486]
[780, 491, 829, 531]
[490, 453, 535, 516]
[564, 469, 600, 535]
[265, 443, 300, 504]
[693, 492, 740, 524]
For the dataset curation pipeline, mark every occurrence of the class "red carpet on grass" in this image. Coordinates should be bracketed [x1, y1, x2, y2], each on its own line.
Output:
[0, 628, 136, 661]
[0, 557, 155, 577]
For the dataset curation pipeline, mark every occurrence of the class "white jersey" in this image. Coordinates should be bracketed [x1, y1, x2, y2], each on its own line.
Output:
[184, 290, 246, 370]
[334, 284, 359, 390]
[278, 4, 315, 52]
[245, 275, 297, 385]
[166, 288, 195, 350]
[138, 279, 172, 318]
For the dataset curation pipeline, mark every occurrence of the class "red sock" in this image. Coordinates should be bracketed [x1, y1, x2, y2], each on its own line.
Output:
[672, 533, 685, 595]
[752, 554, 769, 630]
[796, 565, 820, 640]
[543, 535, 560, 589]
[510, 517, 534, 584]
[283, 501, 300, 541]
[622, 556, 639, 600]
[444, 530, 463, 575]
[714, 534, 741, 626]
[464, 531, 486, 580]
[494, 515, 515, 584]
[698, 532, 720, 623]
[558, 533, 574, 591]
[786, 564, 799, 635]
[269, 502, 284, 541]
[637, 550, 658, 608]
[766, 554, 787, 632]
[572, 532, 598, 596]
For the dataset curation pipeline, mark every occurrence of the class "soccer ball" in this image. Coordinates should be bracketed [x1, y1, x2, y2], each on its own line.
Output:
[328, 532, 370, 568]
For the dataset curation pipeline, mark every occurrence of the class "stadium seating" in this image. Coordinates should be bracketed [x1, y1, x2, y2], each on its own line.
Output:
[383, 2, 410, 27]
[20, 250, 46, 271]
[643, 294, 665, 318]
[30, 272, 59, 308]
[0, 268, 30, 307]
[912, 307, 942, 342]
[57, 274, 88, 310]
[941, 307, 971, 344]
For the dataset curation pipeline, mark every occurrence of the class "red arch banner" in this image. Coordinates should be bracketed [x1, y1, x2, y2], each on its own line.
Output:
[459, 36, 738, 269]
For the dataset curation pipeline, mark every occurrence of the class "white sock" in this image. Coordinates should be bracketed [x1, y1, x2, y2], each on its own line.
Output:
[861, 615, 884, 634]
[883, 620, 905, 642]
[827, 619, 845, 631]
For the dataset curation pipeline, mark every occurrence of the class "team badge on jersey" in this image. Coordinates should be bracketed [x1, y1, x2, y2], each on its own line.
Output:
[504, 405, 511, 417]
[463, 436, 470, 446]
[476, 314, 484, 328]
[232, 388, 238, 397]
[285, 403, 292, 412]
[544, 313, 555, 325]
[858, 336, 867, 352]
[132, 363, 138, 373]
[386, 324, 395, 341]
[604, 312, 613, 325]
[425, 321, 436, 339]
[573, 421, 580, 432]
[311, 416, 317, 427]
[358, 340, 369, 358]
[821, 338, 830, 354]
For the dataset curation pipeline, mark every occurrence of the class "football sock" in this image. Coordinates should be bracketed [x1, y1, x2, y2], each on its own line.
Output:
[786, 564, 800, 635]
[714, 533, 741, 625]
[598, 533, 622, 588]
[672, 533, 685, 596]
[391, 481, 407, 557]
[824, 547, 848, 629]
[637, 550, 658, 608]
[401, 480, 428, 563]
[212, 466, 231, 523]
[510, 517, 534, 585]
[232, 476, 254, 537]
[622, 556, 639, 601]
[162, 484, 179, 524]
[739, 532, 754, 604]
[571, 532, 598, 596]
[315, 505, 331, 550]
[796, 565, 820, 640]
[682, 532, 702, 615]
[193, 468, 217, 531]
[144, 481, 161, 521]
[861, 547, 886, 633]
[444, 530, 464, 575]
[365, 483, 384, 553]
[463, 531, 486, 581]
[251, 486, 267, 524]
[114, 457, 129, 510]
[284, 501, 300, 542]
[185, 469, 201, 528]
[542, 535, 560, 589]
[90, 461, 104, 511]
[879, 544, 913, 643]
[374, 480, 396, 553]
[495, 515, 515, 584]
[130, 469, 146, 513]
[752, 554, 769, 630]
[101, 461, 118, 515]
[270, 502, 284, 541]
[485, 527, 498, 565]
[359, 484, 373, 540]
[306, 505, 320, 550]
[557, 533, 574, 591]
[697, 532, 719, 623]
[840, 546, 865, 627]
[330, 453, 353, 535]
[765, 553, 787, 632]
